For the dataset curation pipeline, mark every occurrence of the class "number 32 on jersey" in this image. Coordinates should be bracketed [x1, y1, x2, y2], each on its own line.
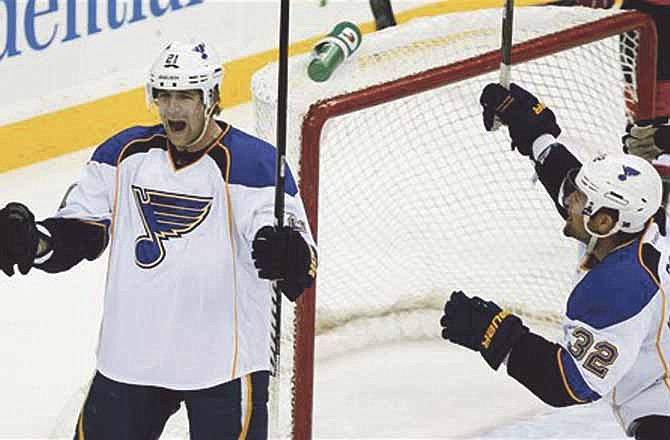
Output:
[568, 327, 619, 379]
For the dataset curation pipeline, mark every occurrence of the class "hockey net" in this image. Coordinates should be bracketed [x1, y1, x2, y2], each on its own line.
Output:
[250, 6, 658, 440]
[49, 6, 657, 440]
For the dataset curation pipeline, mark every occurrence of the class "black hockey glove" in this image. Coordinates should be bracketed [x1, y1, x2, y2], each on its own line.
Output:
[0, 202, 41, 276]
[480, 83, 561, 158]
[252, 226, 317, 302]
[623, 117, 670, 160]
[440, 290, 528, 371]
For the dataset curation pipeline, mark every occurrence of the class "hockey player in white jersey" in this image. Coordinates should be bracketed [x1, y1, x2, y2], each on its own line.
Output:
[440, 82, 670, 439]
[0, 41, 316, 439]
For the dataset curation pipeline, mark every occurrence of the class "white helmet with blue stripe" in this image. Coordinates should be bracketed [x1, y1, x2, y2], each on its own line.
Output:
[146, 41, 224, 112]
[562, 153, 663, 237]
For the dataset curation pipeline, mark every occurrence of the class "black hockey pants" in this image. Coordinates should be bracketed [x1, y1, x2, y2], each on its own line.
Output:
[73, 370, 269, 440]
[634, 415, 670, 440]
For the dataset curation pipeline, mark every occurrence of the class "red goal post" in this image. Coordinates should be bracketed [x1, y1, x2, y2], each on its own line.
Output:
[253, 8, 658, 440]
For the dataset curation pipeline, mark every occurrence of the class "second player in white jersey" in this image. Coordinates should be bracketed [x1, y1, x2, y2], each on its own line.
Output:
[440, 82, 670, 440]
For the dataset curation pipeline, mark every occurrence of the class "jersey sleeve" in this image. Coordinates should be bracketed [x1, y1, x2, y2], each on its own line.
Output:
[532, 135, 582, 219]
[507, 331, 599, 407]
[561, 272, 658, 398]
[53, 157, 115, 223]
[226, 131, 316, 249]
[558, 317, 646, 400]
[557, 250, 658, 399]
[34, 127, 140, 272]
[506, 304, 649, 407]
[508, 241, 660, 406]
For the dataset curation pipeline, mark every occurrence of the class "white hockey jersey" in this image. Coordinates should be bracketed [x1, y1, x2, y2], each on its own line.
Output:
[51, 121, 315, 389]
[560, 217, 670, 434]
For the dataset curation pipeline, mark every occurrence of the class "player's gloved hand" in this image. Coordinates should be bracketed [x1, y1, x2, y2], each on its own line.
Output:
[252, 226, 317, 301]
[440, 290, 528, 371]
[480, 83, 561, 158]
[0, 202, 40, 276]
[623, 118, 670, 161]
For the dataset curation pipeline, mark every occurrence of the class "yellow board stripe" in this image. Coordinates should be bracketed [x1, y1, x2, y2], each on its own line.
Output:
[0, 0, 549, 173]
[556, 347, 588, 404]
[0, 88, 154, 173]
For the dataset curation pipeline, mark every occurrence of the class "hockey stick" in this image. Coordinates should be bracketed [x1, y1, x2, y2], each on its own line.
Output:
[499, 0, 545, 185]
[491, 0, 514, 131]
[270, 0, 289, 399]
[370, 0, 397, 31]
[500, 0, 515, 89]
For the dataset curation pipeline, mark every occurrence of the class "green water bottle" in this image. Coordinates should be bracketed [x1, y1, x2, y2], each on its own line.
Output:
[308, 21, 362, 82]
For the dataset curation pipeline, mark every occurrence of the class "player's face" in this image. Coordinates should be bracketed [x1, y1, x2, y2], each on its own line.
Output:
[155, 89, 206, 149]
[563, 189, 591, 243]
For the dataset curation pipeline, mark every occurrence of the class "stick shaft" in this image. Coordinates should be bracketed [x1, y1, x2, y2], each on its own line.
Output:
[500, 0, 515, 88]
[271, 0, 290, 378]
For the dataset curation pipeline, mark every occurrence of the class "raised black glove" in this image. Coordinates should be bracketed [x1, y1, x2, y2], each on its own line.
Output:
[0, 202, 40, 276]
[623, 117, 670, 160]
[480, 83, 561, 158]
[440, 290, 528, 371]
[252, 226, 316, 301]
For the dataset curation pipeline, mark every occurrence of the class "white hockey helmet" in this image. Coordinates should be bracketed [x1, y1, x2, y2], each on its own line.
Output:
[561, 153, 663, 237]
[146, 41, 224, 110]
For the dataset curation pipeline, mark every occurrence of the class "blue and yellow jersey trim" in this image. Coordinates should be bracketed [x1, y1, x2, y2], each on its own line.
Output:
[636, 222, 670, 392]
[567, 237, 659, 330]
[557, 347, 590, 404]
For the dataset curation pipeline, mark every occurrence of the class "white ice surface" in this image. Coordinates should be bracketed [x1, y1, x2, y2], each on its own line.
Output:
[0, 103, 627, 439]
[313, 340, 625, 440]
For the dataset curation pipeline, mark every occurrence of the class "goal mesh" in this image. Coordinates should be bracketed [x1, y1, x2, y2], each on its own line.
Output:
[250, 6, 657, 439]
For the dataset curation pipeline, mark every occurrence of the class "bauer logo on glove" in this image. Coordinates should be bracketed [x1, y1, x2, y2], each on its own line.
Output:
[440, 290, 527, 371]
[481, 309, 512, 349]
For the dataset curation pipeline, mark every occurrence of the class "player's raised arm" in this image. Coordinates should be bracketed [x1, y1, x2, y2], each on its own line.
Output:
[440, 289, 597, 408]
[0, 184, 110, 277]
[440, 151, 670, 437]
[0, 204, 108, 276]
[480, 82, 582, 217]
[0, 126, 128, 277]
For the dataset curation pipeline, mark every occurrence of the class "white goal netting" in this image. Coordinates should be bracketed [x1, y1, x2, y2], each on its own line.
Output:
[251, 6, 655, 439]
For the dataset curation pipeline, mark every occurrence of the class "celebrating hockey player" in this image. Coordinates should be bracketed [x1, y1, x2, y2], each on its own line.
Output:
[440, 82, 670, 440]
[0, 41, 316, 439]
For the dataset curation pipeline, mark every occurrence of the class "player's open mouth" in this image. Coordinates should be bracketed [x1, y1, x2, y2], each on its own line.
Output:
[168, 120, 187, 132]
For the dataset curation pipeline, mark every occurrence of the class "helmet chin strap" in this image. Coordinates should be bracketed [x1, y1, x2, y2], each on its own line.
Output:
[585, 234, 599, 257]
[182, 102, 217, 149]
[583, 215, 620, 260]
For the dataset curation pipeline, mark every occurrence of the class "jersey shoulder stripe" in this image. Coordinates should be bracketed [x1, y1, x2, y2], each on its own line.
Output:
[91, 124, 165, 166]
[222, 126, 298, 196]
[567, 239, 658, 329]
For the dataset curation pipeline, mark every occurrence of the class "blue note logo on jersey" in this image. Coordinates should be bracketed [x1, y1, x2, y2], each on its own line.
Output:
[132, 185, 213, 269]
[618, 165, 640, 181]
